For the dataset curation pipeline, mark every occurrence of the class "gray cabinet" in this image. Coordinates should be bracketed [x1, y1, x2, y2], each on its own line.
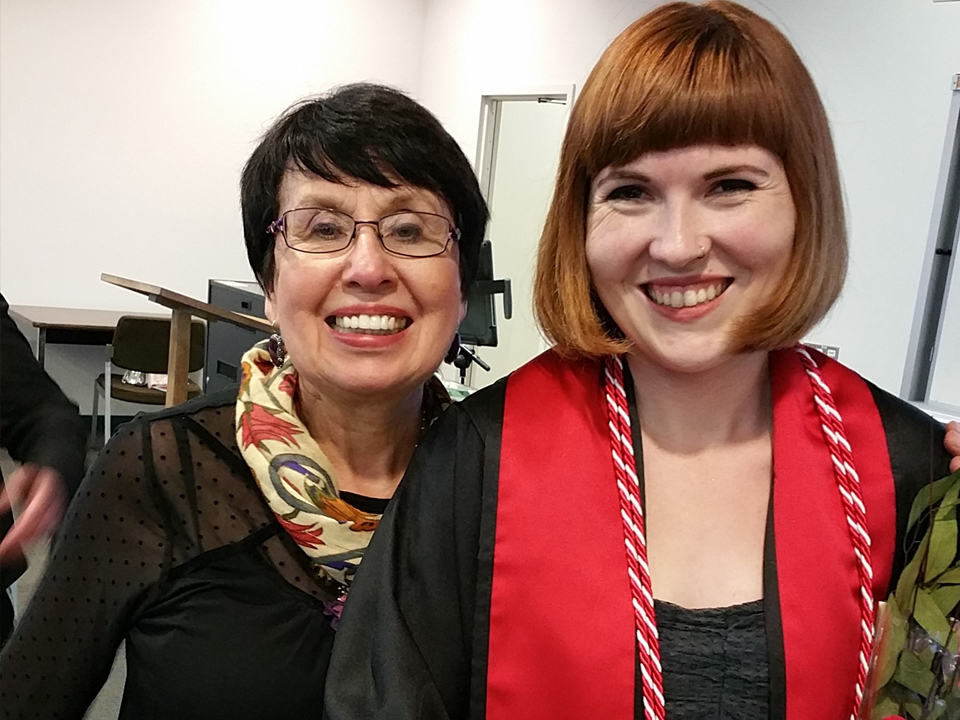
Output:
[206, 280, 270, 394]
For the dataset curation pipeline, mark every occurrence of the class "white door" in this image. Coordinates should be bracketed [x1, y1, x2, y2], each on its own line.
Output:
[469, 95, 570, 388]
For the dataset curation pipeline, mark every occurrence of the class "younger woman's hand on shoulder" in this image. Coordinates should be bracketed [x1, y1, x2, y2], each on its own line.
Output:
[947, 421, 960, 473]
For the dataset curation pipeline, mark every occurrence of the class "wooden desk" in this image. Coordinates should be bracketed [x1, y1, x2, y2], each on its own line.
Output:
[8, 305, 167, 367]
[101, 274, 273, 406]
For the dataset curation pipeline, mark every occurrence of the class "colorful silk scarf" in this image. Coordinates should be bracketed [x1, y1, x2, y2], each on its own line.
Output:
[235, 341, 448, 595]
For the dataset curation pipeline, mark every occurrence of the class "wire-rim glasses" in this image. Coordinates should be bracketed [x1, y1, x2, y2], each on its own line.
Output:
[267, 207, 460, 259]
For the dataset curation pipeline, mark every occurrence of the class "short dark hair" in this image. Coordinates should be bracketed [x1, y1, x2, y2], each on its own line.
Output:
[241, 83, 488, 294]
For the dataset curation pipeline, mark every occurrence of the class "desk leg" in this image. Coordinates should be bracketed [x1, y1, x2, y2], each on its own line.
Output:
[37, 328, 46, 368]
[165, 309, 191, 407]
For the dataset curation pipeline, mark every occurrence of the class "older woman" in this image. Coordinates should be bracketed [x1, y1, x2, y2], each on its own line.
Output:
[324, 5, 955, 720]
[0, 83, 486, 719]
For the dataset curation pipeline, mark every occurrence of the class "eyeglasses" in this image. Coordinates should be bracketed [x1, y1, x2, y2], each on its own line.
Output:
[267, 207, 460, 258]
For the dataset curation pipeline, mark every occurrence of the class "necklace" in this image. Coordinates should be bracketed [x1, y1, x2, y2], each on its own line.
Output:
[603, 348, 873, 720]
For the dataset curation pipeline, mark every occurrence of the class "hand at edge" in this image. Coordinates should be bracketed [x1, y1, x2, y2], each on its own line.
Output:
[0, 464, 67, 564]
[947, 421, 960, 474]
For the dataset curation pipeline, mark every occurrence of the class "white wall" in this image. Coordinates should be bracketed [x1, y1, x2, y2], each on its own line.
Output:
[0, 0, 427, 312]
[0, 0, 427, 411]
[2, 0, 958, 402]
[762, 0, 960, 395]
[418, 0, 659, 158]
[419, 0, 960, 394]
[473, 98, 568, 388]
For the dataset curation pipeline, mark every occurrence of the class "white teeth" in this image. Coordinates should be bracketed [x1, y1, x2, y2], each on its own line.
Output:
[647, 282, 728, 309]
[333, 314, 409, 334]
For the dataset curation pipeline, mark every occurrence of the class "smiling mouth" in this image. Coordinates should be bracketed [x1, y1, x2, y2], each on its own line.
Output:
[327, 314, 411, 335]
[643, 279, 732, 309]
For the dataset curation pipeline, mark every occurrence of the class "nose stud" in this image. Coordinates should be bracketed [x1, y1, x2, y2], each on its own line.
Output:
[697, 245, 706, 259]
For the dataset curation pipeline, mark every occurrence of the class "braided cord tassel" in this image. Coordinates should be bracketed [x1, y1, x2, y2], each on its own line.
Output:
[604, 356, 666, 720]
[795, 346, 875, 720]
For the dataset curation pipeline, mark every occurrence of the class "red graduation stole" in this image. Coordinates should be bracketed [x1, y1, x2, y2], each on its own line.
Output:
[486, 349, 896, 720]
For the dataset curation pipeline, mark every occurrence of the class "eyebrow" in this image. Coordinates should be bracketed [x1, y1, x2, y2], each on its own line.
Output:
[287, 190, 437, 214]
[594, 169, 651, 186]
[593, 163, 770, 188]
[595, 163, 771, 187]
[289, 194, 339, 209]
[701, 164, 770, 181]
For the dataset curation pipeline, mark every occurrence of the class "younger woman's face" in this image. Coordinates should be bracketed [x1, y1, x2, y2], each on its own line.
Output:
[586, 144, 796, 373]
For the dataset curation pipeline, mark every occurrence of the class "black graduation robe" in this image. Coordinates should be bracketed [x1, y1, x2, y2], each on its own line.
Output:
[324, 349, 952, 720]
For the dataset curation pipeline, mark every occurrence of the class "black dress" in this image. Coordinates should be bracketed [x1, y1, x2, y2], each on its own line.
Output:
[0, 388, 382, 720]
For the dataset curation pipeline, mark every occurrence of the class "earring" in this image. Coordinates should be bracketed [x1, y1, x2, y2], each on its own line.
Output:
[444, 332, 461, 364]
[268, 331, 287, 367]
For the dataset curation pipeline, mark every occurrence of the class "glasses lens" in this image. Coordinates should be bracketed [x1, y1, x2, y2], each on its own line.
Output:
[284, 208, 354, 253]
[379, 212, 451, 257]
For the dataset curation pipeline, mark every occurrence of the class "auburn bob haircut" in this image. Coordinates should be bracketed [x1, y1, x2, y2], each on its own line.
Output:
[534, 0, 847, 357]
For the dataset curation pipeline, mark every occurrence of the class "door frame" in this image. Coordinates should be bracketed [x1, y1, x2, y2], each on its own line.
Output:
[475, 85, 576, 203]
[464, 85, 576, 386]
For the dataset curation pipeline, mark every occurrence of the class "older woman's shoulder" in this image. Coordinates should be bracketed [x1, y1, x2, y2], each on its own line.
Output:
[92, 384, 251, 510]
[87, 385, 272, 557]
[136, 384, 239, 421]
[119, 385, 241, 453]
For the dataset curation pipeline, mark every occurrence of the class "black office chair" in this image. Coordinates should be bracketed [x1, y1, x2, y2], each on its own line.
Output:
[90, 316, 205, 446]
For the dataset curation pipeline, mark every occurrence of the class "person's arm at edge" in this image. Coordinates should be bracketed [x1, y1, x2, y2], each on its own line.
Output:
[946, 421, 960, 474]
[0, 420, 168, 719]
[0, 294, 87, 561]
[0, 294, 87, 494]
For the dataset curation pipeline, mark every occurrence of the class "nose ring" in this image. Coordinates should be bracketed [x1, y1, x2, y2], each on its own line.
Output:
[697, 245, 706, 259]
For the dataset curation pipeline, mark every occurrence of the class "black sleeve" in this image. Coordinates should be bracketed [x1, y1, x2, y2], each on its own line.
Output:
[0, 294, 87, 496]
[0, 420, 170, 719]
[868, 382, 954, 585]
[324, 391, 499, 720]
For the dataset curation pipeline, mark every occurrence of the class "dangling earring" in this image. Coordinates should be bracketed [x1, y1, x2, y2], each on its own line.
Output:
[268, 331, 287, 367]
[444, 332, 461, 364]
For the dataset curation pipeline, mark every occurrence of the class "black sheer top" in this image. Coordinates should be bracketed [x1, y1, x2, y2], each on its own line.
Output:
[0, 388, 372, 720]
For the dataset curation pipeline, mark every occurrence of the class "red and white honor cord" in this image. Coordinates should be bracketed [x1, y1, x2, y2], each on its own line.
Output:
[794, 346, 874, 720]
[604, 347, 873, 720]
[604, 356, 666, 720]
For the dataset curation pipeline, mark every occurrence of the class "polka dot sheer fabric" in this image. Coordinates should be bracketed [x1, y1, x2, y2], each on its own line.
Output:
[0, 392, 343, 719]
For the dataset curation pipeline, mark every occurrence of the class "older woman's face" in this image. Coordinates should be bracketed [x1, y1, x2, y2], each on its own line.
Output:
[586, 144, 796, 373]
[265, 170, 465, 400]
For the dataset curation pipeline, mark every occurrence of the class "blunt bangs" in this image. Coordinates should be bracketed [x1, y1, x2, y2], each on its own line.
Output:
[578, 3, 790, 179]
[535, 1, 847, 358]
